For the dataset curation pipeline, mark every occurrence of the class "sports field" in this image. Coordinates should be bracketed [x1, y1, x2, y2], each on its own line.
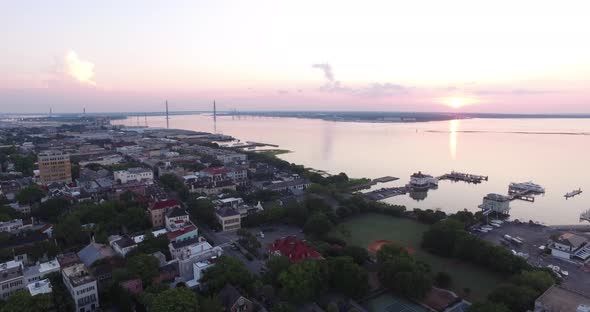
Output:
[342, 213, 503, 301]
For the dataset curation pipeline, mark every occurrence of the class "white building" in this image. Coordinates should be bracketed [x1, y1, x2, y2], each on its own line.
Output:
[62, 263, 99, 312]
[24, 259, 61, 284]
[0, 219, 24, 233]
[0, 260, 24, 300]
[27, 278, 52, 296]
[186, 260, 216, 289]
[169, 240, 222, 281]
[109, 235, 138, 257]
[79, 155, 123, 167]
[263, 178, 311, 193]
[409, 172, 438, 189]
[478, 193, 511, 214]
[113, 167, 153, 184]
[550, 233, 588, 260]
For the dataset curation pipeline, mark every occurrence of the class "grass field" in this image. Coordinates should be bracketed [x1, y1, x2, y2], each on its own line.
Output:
[342, 213, 503, 301]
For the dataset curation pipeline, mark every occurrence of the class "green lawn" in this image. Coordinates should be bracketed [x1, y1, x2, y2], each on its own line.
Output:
[342, 213, 503, 301]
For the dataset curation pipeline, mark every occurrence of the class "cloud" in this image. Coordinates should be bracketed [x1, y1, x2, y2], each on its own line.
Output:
[355, 82, 408, 98]
[311, 62, 407, 98]
[277, 90, 289, 95]
[312, 63, 334, 82]
[65, 50, 96, 85]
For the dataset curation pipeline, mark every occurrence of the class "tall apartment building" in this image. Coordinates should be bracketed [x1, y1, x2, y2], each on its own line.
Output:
[38, 150, 72, 184]
[0, 260, 25, 300]
[62, 263, 99, 312]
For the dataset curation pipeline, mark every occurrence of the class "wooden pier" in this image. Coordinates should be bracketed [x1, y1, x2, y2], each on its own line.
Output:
[348, 176, 399, 192]
[438, 171, 488, 184]
[507, 189, 536, 202]
[363, 187, 409, 200]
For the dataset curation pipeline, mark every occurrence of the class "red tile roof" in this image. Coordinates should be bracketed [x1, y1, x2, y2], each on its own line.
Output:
[150, 199, 180, 211]
[167, 225, 197, 241]
[201, 167, 229, 175]
[268, 236, 323, 262]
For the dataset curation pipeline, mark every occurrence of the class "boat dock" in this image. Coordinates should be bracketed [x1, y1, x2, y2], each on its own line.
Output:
[437, 171, 488, 184]
[363, 186, 409, 200]
[565, 188, 582, 199]
[508, 189, 536, 202]
[348, 176, 399, 191]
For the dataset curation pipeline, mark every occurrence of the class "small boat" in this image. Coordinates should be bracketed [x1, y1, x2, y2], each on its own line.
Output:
[565, 188, 582, 199]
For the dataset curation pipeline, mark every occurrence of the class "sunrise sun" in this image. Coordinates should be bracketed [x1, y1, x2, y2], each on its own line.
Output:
[441, 96, 477, 109]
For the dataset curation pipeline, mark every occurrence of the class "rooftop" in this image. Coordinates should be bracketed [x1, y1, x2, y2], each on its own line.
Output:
[535, 285, 590, 311]
[62, 263, 96, 287]
[27, 279, 52, 296]
[113, 236, 137, 249]
[150, 199, 181, 211]
[216, 206, 241, 218]
[269, 236, 323, 262]
[0, 260, 23, 283]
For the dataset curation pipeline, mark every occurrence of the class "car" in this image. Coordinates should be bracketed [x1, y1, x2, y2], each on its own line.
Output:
[561, 270, 569, 277]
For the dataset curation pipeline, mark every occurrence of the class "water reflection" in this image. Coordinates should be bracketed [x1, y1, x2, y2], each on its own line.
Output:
[449, 119, 459, 160]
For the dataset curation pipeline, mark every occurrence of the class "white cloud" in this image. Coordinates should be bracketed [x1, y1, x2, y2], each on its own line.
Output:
[65, 50, 96, 85]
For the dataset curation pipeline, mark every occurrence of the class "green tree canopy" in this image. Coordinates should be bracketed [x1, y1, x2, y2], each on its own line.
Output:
[200, 256, 255, 293]
[303, 212, 334, 237]
[127, 253, 160, 286]
[278, 260, 327, 303]
[326, 256, 369, 298]
[467, 302, 510, 312]
[150, 287, 199, 312]
[0, 290, 52, 312]
[16, 185, 45, 205]
[264, 256, 292, 286]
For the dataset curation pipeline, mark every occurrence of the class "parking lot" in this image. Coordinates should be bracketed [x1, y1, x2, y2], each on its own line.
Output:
[477, 221, 590, 295]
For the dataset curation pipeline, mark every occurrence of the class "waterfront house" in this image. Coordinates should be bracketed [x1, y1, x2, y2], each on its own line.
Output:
[550, 232, 588, 260]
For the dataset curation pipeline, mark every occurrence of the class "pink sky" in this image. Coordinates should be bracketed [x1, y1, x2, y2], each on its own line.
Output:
[1, 1, 589, 113]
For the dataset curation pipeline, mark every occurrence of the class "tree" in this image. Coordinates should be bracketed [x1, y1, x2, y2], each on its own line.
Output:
[377, 245, 432, 299]
[201, 256, 255, 293]
[188, 198, 217, 227]
[198, 295, 224, 312]
[150, 287, 199, 312]
[467, 302, 510, 312]
[127, 253, 160, 286]
[0, 290, 52, 312]
[303, 213, 333, 237]
[264, 256, 292, 286]
[511, 270, 554, 292]
[0, 205, 21, 222]
[54, 214, 87, 248]
[16, 185, 45, 205]
[341, 246, 369, 265]
[278, 260, 327, 303]
[488, 284, 538, 312]
[34, 197, 71, 222]
[377, 244, 411, 264]
[326, 303, 339, 312]
[434, 271, 452, 289]
[326, 257, 369, 298]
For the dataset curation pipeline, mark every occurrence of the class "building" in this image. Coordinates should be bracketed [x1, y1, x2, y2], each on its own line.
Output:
[534, 285, 590, 311]
[77, 242, 116, 267]
[79, 155, 123, 167]
[109, 235, 138, 257]
[216, 206, 241, 231]
[409, 171, 438, 189]
[62, 262, 99, 312]
[38, 150, 72, 185]
[113, 167, 153, 184]
[268, 236, 323, 262]
[550, 233, 588, 259]
[148, 199, 181, 228]
[263, 178, 311, 193]
[478, 193, 511, 214]
[0, 260, 25, 300]
[218, 284, 254, 312]
[0, 219, 24, 233]
[165, 207, 191, 231]
[24, 259, 60, 284]
[27, 278, 52, 296]
[169, 239, 222, 282]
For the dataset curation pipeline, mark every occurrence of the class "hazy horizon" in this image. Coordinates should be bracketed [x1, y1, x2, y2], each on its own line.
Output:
[2, 1, 589, 113]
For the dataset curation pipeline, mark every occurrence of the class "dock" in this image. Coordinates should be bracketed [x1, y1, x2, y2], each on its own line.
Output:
[363, 186, 408, 200]
[438, 171, 488, 184]
[565, 188, 582, 199]
[348, 176, 399, 192]
[507, 189, 536, 202]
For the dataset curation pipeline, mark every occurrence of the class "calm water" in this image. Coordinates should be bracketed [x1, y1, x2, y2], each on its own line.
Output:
[114, 115, 590, 225]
